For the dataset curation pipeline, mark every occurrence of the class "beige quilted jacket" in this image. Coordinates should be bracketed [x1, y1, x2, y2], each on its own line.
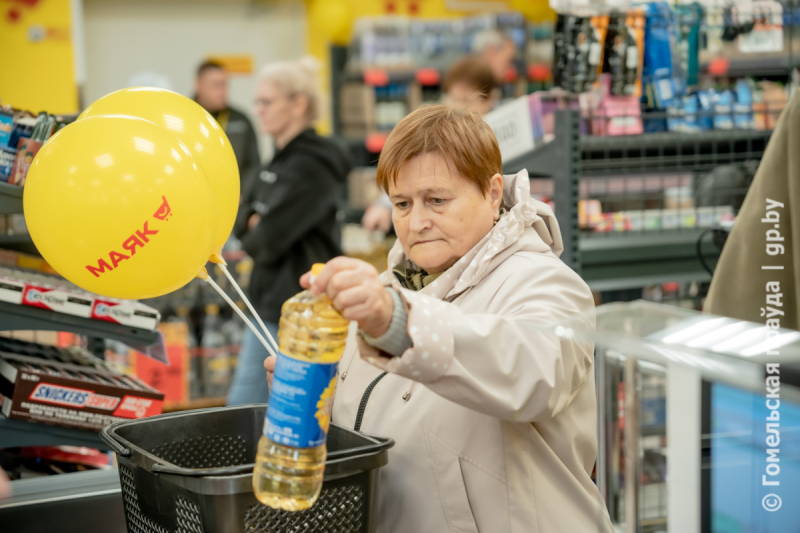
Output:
[331, 170, 615, 533]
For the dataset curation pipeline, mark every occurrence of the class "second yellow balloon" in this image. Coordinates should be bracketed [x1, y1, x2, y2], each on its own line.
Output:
[79, 87, 240, 258]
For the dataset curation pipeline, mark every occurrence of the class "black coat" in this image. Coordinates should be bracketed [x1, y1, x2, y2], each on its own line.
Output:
[210, 106, 261, 189]
[234, 129, 353, 323]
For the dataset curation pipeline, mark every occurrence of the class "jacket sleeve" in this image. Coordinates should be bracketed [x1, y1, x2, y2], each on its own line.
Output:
[237, 158, 339, 263]
[233, 166, 259, 240]
[240, 119, 261, 184]
[356, 258, 596, 422]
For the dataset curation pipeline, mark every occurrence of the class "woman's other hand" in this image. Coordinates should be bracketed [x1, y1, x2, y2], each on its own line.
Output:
[362, 204, 392, 233]
[248, 213, 261, 229]
[300, 257, 393, 338]
[264, 355, 275, 388]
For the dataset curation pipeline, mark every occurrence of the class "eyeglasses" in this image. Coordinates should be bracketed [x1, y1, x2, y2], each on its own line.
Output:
[255, 93, 297, 108]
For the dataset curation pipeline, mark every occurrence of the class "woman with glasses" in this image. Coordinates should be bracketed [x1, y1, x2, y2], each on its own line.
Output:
[228, 56, 353, 406]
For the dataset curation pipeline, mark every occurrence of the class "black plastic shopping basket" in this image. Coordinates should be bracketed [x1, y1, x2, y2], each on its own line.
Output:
[100, 404, 394, 533]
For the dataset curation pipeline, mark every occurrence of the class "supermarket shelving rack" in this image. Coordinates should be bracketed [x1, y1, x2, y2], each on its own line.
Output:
[502, 109, 774, 291]
[0, 188, 159, 451]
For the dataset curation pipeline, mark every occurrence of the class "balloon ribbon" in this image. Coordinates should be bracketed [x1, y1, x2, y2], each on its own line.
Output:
[198, 268, 278, 358]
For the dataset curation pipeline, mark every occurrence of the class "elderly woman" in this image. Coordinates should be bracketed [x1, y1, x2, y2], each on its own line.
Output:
[268, 105, 612, 531]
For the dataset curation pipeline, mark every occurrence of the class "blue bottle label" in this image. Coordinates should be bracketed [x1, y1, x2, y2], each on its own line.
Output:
[265, 352, 338, 448]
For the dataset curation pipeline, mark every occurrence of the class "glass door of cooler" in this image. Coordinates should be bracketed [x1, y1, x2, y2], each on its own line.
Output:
[535, 300, 800, 533]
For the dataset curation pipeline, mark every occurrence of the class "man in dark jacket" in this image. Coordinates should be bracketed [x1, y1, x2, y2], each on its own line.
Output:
[195, 60, 261, 188]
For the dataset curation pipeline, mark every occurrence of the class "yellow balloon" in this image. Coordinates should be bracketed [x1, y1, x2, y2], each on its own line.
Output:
[309, 0, 352, 46]
[79, 87, 239, 260]
[24, 115, 217, 300]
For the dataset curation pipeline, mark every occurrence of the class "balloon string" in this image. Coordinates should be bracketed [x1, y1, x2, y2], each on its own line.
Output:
[217, 263, 280, 354]
[202, 275, 277, 359]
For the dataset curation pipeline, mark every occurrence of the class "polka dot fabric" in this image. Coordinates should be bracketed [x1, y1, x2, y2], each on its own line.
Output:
[358, 169, 565, 382]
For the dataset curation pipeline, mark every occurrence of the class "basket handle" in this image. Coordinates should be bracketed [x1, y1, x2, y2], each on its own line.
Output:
[99, 426, 131, 457]
[151, 463, 255, 476]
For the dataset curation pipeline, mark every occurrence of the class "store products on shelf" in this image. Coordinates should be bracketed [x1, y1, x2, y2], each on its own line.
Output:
[554, 14, 609, 93]
[199, 304, 232, 398]
[734, 0, 784, 54]
[0, 264, 160, 329]
[0, 336, 164, 431]
[578, 201, 734, 232]
[0, 108, 68, 185]
[133, 322, 190, 404]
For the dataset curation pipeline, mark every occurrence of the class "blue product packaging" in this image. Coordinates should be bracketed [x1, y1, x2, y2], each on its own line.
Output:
[696, 90, 715, 130]
[675, 3, 702, 86]
[0, 148, 15, 182]
[0, 111, 13, 149]
[714, 90, 734, 130]
[265, 352, 339, 448]
[682, 94, 701, 132]
[734, 79, 754, 129]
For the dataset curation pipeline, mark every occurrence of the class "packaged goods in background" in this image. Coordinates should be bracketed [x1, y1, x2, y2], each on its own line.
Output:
[14, 269, 95, 318]
[674, 3, 702, 87]
[221, 312, 244, 385]
[105, 340, 134, 376]
[199, 304, 230, 398]
[254, 264, 349, 511]
[91, 298, 160, 330]
[0, 148, 14, 183]
[602, 10, 645, 98]
[0, 337, 164, 431]
[133, 322, 190, 405]
[0, 109, 13, 148]
[168, 306, 202, 399]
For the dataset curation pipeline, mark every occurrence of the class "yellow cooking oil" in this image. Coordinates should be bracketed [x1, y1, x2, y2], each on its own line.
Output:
[253, 263, 349, 511]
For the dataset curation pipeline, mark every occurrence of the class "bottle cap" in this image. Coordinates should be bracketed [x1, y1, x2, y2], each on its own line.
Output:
[310, 263, 325, 276]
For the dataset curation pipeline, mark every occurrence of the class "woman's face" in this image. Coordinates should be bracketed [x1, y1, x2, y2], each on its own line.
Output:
[255, 80, 295, 137]
[389, 153, 503, 274]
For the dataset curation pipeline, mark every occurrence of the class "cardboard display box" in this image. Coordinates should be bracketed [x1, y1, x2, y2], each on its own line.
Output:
[0, 337, 164, 431]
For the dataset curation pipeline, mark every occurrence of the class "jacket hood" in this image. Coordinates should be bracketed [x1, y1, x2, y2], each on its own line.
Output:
[382, 169, 564, 300]
[273, 128, 353, 182]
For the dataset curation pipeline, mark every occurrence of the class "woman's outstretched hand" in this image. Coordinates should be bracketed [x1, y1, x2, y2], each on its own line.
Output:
[264, 355, 275, 388]
[300, 257, 394, 339]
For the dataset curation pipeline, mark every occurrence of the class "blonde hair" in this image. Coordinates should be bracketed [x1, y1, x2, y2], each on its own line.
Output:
[376, 105, 501, 195]
[259, 56, 322, 121]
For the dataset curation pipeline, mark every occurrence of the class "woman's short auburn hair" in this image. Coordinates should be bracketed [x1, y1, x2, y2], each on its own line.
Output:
[376, 105, 502, 196]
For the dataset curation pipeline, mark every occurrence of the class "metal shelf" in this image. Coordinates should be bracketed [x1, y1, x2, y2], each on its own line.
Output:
[0, 300, 159, 347]
[0, 415, 109, 450]
[581, 129, 774, 176]
[580, 229, 719, 291]
[0, 182, 23, 215]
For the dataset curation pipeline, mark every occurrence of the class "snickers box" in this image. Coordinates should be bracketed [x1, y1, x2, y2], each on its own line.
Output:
[0, 339, 164, 431]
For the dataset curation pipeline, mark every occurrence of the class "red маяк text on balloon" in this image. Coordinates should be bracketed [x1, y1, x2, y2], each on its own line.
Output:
[84, 196, 172, 278]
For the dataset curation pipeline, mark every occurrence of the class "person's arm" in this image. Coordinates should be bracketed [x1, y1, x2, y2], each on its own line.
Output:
[357, 260, 596, 423]
[233, 166, 259, 239]
[238, 158, 339, 263]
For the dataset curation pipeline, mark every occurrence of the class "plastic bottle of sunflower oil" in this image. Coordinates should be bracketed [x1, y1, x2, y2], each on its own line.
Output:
[253, 263, 350, 511]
